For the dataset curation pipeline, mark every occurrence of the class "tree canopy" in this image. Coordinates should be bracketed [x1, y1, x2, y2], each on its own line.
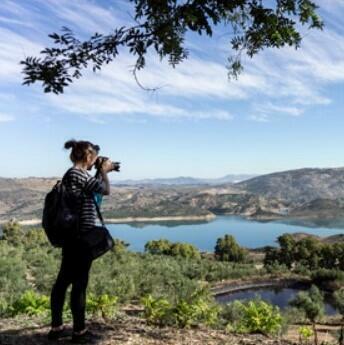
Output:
[21, 0, 323, 94]
[214, 234, 247, 262]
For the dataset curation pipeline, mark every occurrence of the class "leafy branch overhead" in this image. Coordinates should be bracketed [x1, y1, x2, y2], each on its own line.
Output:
[21, 0, 323, 94]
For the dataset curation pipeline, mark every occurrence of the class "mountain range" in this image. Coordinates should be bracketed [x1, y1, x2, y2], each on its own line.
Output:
[2, 167, 344, 223]
[111, 174, 257, 186]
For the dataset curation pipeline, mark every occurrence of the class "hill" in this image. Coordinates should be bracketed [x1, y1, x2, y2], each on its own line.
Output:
[112, 174, 256, 186]
[236, 167, 344, 204]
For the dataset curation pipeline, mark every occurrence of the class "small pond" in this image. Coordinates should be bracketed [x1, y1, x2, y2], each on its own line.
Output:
[215, 285, 338, 315]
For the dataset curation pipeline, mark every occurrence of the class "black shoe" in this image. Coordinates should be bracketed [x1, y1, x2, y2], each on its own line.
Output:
[48, 326, 71, 340]
[71, 329, 101, 344]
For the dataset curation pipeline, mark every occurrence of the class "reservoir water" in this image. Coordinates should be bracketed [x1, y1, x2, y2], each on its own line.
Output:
[215, 286, 338, 315]
[108, 215, 344, 252]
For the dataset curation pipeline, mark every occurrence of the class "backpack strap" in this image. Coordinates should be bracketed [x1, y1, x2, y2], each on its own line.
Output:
[91, 194, 106, 227]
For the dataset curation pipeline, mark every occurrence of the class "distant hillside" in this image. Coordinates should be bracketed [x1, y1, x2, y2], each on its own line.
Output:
[3, 167, 344, 223]
[288, 232, 344, 244]
[236, 167, 344, 204]
[112, 174, 257, 186]
[0, 176, 283, 222]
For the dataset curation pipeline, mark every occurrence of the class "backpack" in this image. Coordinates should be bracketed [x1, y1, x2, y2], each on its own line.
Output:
[42, 168, 84, 247]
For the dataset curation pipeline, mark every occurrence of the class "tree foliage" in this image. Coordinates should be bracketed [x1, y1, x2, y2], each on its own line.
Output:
[144, 239, 201, 259]
[1, 220, 25, 246]
[20, 0, 323, 94]
[214, 234, 247, 262]
[263, 233, 344, 272]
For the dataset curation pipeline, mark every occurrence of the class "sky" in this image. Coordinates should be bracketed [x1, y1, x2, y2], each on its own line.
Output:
[0, 0, 344, 180]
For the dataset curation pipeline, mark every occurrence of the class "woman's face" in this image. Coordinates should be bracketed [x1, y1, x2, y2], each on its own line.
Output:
[86, 150, 98, 170]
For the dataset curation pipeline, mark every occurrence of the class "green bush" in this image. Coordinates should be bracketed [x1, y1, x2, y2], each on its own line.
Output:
[1, 220, 25, 245]
[170, 242, 201, 259]
[172, 290, 220, 328]
[224, 298, 283, 335]
[140, 287, 220, 328]
[144, 239, 172, 255]
[111, 238, 130, 254]
[298, 325, 313, 343]
[144, 239, 200, 259]
[311, 268, 344, 291]
[86, 293, 118, 319]
[0, 241, 29, 305]
[9, 290, 50, 316]
[141, 294, 172, 326]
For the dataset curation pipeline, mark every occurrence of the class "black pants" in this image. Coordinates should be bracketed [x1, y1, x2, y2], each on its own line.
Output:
[50, 240, 93, 332]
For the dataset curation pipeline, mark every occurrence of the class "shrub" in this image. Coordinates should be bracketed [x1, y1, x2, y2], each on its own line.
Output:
[170, 242, 201, 259]
[144, 239, 172, 255]
[9, 290, 50, 316]
[140, 294, 171, 326]
[140, 287, 220, 328]
[1, 220, 25, 245]
[86, 293, 118, 319]
[144, 239, 201, 259]
[172, 294, 220, 328]
[0, 241, 29, 304]
[298, 325, 313, 344]
[311, 268, 344, 290]
[224, 298, 283, 335]
[111, 238, 130, 254]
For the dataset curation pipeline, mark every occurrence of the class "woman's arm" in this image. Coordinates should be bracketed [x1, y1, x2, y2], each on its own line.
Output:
[99, 170, 110, 195]
[99, 158, 114, 195]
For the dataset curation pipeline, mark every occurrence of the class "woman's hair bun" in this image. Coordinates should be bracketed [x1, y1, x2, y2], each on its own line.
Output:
[64, 139, 77, 150]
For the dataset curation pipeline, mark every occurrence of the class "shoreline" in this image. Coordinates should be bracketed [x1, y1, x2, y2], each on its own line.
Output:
[104, 214, 216, 224]
[210, 276, 311, 297]
[0, 213, 216, 226]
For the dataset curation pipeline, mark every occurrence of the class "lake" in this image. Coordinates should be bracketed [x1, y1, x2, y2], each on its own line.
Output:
[108, 215, 344, 252]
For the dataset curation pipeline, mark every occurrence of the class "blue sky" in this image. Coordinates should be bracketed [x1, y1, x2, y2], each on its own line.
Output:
[0, 0, 344, 180]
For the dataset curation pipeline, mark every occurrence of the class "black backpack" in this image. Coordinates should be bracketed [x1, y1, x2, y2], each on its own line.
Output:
[42, 168, 83, 247]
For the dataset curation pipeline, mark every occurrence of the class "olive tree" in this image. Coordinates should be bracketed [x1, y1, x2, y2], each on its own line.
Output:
[289, 285, 324, 345]
[334, 288, 344, 345]
[214, 234, 247, 262]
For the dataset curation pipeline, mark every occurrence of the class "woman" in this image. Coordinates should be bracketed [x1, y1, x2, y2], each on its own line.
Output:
[48, 139, 114, 344]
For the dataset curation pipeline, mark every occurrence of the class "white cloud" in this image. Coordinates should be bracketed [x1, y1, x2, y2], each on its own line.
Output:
[0, 113, 14, 122]
[0, 27, 42, 81]
[249, 113, 269, 123]
[42, 0, 130, 34]
[249, 102, 305, 122]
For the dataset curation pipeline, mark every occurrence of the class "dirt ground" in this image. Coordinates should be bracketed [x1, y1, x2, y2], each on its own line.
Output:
[0, 311, 341, 345]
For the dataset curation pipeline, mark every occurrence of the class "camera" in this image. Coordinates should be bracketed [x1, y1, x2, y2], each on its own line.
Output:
[94, 156, 120, 172]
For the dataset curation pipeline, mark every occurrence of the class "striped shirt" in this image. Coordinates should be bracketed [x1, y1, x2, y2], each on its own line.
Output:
[62, 167, 106, 231]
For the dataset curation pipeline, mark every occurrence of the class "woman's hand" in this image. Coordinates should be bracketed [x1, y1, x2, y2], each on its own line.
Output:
[100, 159, 113, 173]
